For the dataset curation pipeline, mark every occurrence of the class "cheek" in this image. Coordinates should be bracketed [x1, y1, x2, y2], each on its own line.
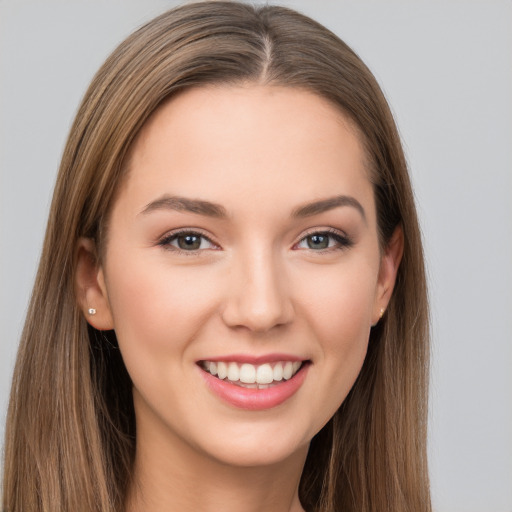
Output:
[296, 257, 377, 339]
[294, 258, 377, 400]
[104, 251, 219, 362]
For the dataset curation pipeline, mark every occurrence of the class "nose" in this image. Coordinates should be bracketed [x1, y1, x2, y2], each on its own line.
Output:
[221, 248, 294, 333]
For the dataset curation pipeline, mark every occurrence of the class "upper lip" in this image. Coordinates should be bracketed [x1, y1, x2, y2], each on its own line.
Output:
[197, 353, 307, 364]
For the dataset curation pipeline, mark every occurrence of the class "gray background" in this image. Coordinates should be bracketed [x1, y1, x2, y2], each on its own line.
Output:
[1, 1, 511, 510]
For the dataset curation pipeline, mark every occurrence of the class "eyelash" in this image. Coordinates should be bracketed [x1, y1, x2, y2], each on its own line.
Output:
[294, 228, 353, 252]
[157, 228, 353, 255]
[157, 229, 219, 256]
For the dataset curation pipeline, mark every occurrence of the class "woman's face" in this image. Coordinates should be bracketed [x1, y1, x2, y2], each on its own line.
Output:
[83, 85, 399, 468]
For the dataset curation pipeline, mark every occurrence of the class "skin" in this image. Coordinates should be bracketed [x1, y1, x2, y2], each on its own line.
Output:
[76, 84, 402, 512]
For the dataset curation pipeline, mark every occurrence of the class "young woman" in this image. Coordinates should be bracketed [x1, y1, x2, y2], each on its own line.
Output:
[2, 2, 430, 511]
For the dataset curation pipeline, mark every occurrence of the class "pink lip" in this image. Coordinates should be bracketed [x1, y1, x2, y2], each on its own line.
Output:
[198, 361, 309, 411]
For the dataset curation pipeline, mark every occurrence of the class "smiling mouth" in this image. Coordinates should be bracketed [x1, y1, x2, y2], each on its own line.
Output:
[199, 360, 307, 389]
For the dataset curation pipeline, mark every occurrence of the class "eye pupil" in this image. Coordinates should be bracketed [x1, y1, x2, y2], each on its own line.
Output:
[178, 235, 201, 250]
[307, 234, 329, 249]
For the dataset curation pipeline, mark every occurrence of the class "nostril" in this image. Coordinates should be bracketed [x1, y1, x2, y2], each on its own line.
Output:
[221, 295, 294, 333]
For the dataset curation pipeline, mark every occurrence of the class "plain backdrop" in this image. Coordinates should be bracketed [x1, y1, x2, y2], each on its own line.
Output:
[1, 1, 511, 511]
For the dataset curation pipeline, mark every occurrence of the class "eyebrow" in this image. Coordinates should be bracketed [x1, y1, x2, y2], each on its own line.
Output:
[140, 195, 227, 218]
[292, 195, 366, 223]
[140, 193, 366, 222]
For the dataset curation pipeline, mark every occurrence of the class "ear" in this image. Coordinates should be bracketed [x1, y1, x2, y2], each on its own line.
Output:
[75, 237, 114, 330]
[372, 226, 404, 325]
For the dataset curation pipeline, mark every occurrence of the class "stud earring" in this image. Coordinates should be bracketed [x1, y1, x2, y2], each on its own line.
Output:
[379, 308, 385, 319]
[88, 308, 97, 315]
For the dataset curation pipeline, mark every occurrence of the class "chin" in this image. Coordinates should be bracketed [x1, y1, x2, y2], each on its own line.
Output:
[183, 414, 316, 469]
[200, 435, 310, 469]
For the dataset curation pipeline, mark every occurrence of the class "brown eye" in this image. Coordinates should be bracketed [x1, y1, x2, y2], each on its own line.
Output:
[177, 234, 202, 250]
[159, 231, 217, 252]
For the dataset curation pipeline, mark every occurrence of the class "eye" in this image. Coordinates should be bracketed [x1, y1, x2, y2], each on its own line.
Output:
[158, 230, 218, 253]
[295, 230, 352, 251]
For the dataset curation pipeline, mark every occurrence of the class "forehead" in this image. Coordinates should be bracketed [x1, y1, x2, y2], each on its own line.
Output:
[117, 84, 374, 222]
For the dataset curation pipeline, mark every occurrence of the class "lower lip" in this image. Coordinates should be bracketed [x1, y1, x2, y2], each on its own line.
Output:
[199, 364, 309, 411]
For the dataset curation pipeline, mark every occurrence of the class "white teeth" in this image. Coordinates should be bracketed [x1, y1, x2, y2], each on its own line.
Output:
[203, 360, 303, 384]
[256, 363, 274, 384]
[239, 363, 256, 384]
[227, 362, 239, 382]
[217, 362, 227, 380]
[273, 363, 283, 381]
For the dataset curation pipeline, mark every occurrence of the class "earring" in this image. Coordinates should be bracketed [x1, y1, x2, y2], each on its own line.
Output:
[88, 308, 97, 315]
[379, 308, 385, 319]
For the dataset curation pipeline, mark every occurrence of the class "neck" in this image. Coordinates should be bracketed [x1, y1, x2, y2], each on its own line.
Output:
[125, 409, 308, 512]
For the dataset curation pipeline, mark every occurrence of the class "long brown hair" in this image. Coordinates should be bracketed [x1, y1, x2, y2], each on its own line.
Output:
[2, 2, 430, 511]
